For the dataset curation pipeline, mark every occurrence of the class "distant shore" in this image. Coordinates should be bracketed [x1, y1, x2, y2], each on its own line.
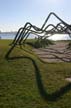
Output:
[0, 31, 17, 34]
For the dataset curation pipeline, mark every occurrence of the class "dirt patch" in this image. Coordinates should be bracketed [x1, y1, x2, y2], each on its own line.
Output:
[33, 41, 71, 62]
[65, 78, 71, 82]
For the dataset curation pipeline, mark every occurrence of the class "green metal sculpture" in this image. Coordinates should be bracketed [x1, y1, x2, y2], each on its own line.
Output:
[5, 12, 71, 59]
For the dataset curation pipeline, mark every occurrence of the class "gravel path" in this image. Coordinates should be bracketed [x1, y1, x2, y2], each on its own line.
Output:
[33, 41, 71, 63]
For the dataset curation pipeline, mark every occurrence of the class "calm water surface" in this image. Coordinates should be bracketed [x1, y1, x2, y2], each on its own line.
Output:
[0, 33, 71, 40]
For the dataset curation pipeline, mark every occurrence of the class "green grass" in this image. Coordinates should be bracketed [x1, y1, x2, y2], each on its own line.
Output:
[0, 40, 71, 108]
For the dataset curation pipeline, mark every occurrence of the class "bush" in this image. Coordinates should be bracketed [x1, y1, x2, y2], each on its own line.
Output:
[26, 38, 54, 48]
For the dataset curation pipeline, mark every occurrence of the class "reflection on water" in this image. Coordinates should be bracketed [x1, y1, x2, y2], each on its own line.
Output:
[0, 33, 71, 40]
[48, 34, 71, 40]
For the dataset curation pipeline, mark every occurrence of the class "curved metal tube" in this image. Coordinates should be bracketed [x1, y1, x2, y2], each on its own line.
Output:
[5, 12, 71, 59]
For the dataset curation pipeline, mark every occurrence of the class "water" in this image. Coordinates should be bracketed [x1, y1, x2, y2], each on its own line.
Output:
[0, 33, 16, 39]
[0, 33, 36, 39]
[0, 32, 71, 40]
[48, 34, 71, 40]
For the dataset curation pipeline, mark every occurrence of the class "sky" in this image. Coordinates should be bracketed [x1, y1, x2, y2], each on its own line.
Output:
[0, 0, 71, 32]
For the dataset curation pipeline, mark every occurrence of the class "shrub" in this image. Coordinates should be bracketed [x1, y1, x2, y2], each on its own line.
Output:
[26, 38, 54, 48]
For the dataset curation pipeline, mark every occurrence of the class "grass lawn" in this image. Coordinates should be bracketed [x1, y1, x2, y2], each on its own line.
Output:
[0, 40, 71, 108]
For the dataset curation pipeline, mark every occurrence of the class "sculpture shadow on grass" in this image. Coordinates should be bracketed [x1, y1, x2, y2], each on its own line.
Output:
[38, 48, 71, 62]
[5, 55, 71, 102]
